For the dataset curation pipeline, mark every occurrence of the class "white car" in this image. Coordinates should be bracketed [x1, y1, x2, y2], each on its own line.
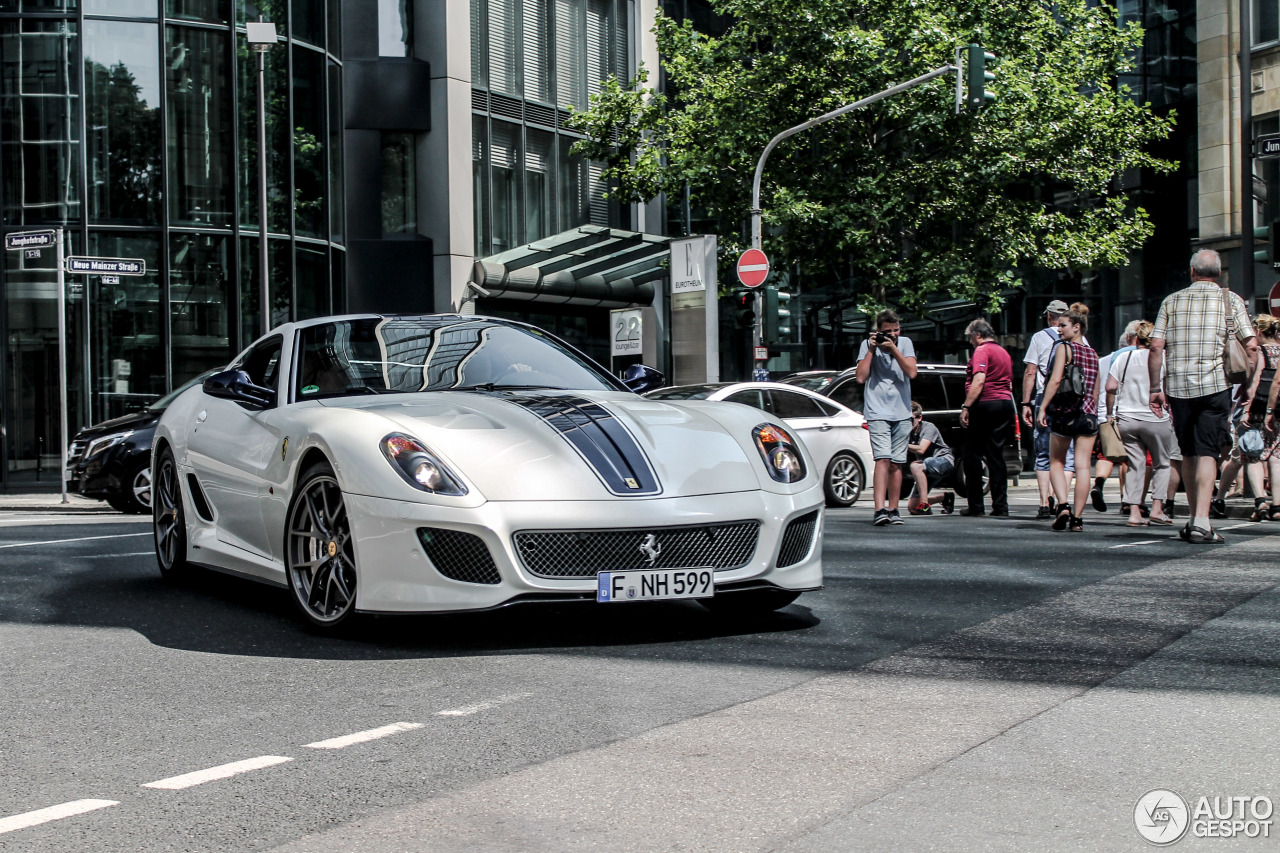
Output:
[645, 382, 871, 507]
[151, 314, 824, 629]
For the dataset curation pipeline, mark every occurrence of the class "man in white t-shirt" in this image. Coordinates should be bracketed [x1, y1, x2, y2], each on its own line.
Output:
[1020, 300, 1077, 519]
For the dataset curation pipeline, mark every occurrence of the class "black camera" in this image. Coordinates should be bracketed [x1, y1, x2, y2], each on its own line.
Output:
[874, 331, 892, 344]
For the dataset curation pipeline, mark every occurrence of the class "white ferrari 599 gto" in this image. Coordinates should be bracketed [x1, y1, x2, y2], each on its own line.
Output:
[152, 314, 824, 629]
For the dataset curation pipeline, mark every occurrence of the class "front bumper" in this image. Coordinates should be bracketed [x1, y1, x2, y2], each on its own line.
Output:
[346, 488, 825, 613]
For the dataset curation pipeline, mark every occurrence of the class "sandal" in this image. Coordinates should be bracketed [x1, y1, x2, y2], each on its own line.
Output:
[1251, 500, 1270, 523]
[1125, 519, 1149, 527]
[1187, 525, 1225, 544]
[1148, 514, 1174, 525]
[1069, 515, 1084, 532]
[1052, 505, 1071, 531]
[1270, 505, 1280, 521]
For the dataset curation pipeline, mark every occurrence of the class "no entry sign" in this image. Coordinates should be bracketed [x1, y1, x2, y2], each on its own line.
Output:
[737, 248, 770, 288]
[1270, 281, 1280, 317]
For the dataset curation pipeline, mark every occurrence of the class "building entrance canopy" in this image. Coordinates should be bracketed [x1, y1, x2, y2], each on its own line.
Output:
[471, 225, 670, 308]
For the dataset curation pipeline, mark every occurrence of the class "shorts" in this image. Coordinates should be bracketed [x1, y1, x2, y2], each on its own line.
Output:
[868, 418, 911, 464]
[1033, 393, 1075, 472]
[916, 455, 955, 488]
[1050, 411, 1099, 439]
[1169, 391, 1231, 459]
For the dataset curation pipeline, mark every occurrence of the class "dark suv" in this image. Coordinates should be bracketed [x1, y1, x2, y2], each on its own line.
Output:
[66, 370, 216, 514]
[781, 364, 1024, 492]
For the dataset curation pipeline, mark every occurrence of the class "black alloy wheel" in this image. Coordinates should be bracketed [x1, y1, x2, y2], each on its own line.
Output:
[285, 462, 358, 629]
[153, 448, 190, 580]
[823, 452, 864, 507]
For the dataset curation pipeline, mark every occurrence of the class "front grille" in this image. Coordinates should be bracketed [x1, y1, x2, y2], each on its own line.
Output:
[777, 510, 819, 568]
[417, 528, 502, 585]
[513, 521, 760, 579]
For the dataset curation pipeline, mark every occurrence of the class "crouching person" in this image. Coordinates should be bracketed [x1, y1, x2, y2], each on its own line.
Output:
[905, 402, 957, 515]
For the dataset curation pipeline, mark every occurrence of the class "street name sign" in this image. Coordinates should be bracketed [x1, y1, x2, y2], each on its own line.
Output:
[737, 248, 770, 288]
[66, 256, 146, 276]
[1258, 134, 1280, 159]
[5, 230, 56, 250]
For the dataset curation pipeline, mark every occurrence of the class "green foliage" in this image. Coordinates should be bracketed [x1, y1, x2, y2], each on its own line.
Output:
[568, 0, 1175, 312]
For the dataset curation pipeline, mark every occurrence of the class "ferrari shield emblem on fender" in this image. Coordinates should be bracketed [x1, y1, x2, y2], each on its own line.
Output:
[624, 477, 639, 489]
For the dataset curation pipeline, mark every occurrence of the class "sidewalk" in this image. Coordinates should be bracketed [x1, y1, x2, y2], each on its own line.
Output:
[0, 490, 113, 512]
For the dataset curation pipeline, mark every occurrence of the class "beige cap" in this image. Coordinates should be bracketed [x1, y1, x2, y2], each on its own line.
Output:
[1045, 299, 1069, 314]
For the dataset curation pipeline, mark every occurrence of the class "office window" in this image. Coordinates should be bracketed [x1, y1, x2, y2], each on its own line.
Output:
[166, 25, 233, 227]
[378, 0, 413, 57]
[85, 0, 156, 16]
[85, 19, 162, 225]
[166, 0, 229, 22]
[526, 129, 552, 241]
[381, 131, 417, 235]
[1257, 0, 1280, 44]
[489, 0, 518, 96]
[523, 0, 549, 102]
[491, 120, 520, 251]
[292, 44, 327, 238]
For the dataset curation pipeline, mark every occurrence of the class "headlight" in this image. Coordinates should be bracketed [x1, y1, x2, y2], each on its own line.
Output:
[753, 424, 807, 483]
[85, 430, 135, 459]
[380, 433, 468, 496]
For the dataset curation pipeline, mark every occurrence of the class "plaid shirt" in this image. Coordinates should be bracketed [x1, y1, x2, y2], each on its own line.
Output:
[1151, 281, 1253, 399]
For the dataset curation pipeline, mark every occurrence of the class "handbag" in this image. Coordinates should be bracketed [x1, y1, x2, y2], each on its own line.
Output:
[1053, 340, 1087, 400]
[1098, 352, 1131, 463]
[1222, 289, 1250, 385]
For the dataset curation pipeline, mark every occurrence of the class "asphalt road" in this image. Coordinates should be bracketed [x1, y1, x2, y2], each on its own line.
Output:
[1, 495, 1278, 852]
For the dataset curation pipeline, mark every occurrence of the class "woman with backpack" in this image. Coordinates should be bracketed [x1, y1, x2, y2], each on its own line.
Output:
[1036, 303, 1100, 532]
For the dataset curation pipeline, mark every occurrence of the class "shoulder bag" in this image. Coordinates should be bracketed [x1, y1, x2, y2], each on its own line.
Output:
[1097, 351, 1131, 464]
[1222, 289, 1250, 385]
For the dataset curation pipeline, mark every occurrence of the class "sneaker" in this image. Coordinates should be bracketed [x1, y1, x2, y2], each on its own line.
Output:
[873, 509, 890, 526]
[909, 502, 932, 516]
[941, 493, 955, 515]
[1209, 498, 1227, 520]
[1034, 505, 1053, 520]
[1090, 487, 1107, 513]
[887, 509, 905, 525]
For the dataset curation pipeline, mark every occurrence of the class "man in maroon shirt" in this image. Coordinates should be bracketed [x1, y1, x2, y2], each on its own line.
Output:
[959, 319, 1016, 516]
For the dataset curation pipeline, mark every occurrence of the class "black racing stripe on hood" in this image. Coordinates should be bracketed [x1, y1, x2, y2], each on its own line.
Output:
[504, 394, 661, 496]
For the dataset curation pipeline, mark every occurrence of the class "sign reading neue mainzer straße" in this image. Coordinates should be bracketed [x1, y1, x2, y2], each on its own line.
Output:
[65, 256, 146, 276]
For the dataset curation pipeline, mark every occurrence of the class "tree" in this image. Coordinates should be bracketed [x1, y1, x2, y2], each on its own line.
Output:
[568, 0, 1176, 311]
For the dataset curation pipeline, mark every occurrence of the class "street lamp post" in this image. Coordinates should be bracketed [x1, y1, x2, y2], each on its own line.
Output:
[246, 21, 277, 338]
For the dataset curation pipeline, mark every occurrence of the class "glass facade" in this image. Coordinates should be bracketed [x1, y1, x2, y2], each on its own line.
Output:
[1, 0, 344, 484]
[470, 0, 629, 257]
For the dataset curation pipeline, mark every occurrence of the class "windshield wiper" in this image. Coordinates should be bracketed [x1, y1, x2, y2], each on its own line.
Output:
[452, 383, 569, 392]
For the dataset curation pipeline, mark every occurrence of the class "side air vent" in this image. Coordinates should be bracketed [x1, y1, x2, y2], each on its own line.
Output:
[471, 88, 489, 113]
[417, 528, 502, 585]
[526, 102, 556, 128]
[490, 92, 523, 120]
[777, 510, 819, 568]
[186, 474, 215, 522]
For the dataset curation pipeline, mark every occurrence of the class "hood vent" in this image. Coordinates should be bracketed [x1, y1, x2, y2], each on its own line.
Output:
[503, 394, 661, 496]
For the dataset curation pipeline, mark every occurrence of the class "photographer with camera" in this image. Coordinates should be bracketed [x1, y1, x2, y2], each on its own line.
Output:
[856, 309, 918, 525]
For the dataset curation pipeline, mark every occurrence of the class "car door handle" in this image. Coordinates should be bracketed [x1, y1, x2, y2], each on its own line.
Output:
[197, 410, 207, 423]
[819, 424, 833, 431]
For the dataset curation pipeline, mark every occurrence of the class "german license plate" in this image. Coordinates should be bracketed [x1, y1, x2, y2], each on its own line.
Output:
[596, 568, 715, 602]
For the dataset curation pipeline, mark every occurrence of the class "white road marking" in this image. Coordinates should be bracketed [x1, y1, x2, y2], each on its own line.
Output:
[436, 693, 533, 717]
[142, 755, 292, 790]
[106, 551, 156, 557]
[0, 799, 118, 835]
[0, 532, 149, 550]
[1110, 539, 1163, 548]
[1218, 523, 1250, 531]
[305, 722, 423, 750]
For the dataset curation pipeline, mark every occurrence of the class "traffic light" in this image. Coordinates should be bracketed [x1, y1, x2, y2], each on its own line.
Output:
[733, 289, 756, 329]
[965, 44, 996, 111]
[1254, 222, 1280, 269]
[763, 286, 792, 343]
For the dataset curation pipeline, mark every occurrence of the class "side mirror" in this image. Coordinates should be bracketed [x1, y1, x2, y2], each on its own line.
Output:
[203, 369, 275, 409]
[621, 364, 665, 394]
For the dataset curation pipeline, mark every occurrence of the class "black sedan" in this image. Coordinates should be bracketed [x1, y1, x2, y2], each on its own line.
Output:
[66, 371, 216, 514]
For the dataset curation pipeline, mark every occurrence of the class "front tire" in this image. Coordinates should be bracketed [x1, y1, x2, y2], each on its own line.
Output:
[823, 452, 864, 507]
[153, 448, 190, 580]
[285, 462, 358, 629]
[702, 588, 802, 615]
[109, 464, 152, 514]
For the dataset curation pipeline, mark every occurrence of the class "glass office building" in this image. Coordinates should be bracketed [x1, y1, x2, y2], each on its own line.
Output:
[1, 0, 344, 484]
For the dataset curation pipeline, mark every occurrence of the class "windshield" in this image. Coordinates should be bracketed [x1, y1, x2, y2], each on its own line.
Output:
[294, 317, 624, 399]
[644, 384, 724, 400]
[148, 369, 220, 412]
[781, 373, 837, 391]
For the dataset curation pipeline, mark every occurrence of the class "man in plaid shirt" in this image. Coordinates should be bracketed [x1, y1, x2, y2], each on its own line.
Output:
[1148, 249, 1257, 543]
